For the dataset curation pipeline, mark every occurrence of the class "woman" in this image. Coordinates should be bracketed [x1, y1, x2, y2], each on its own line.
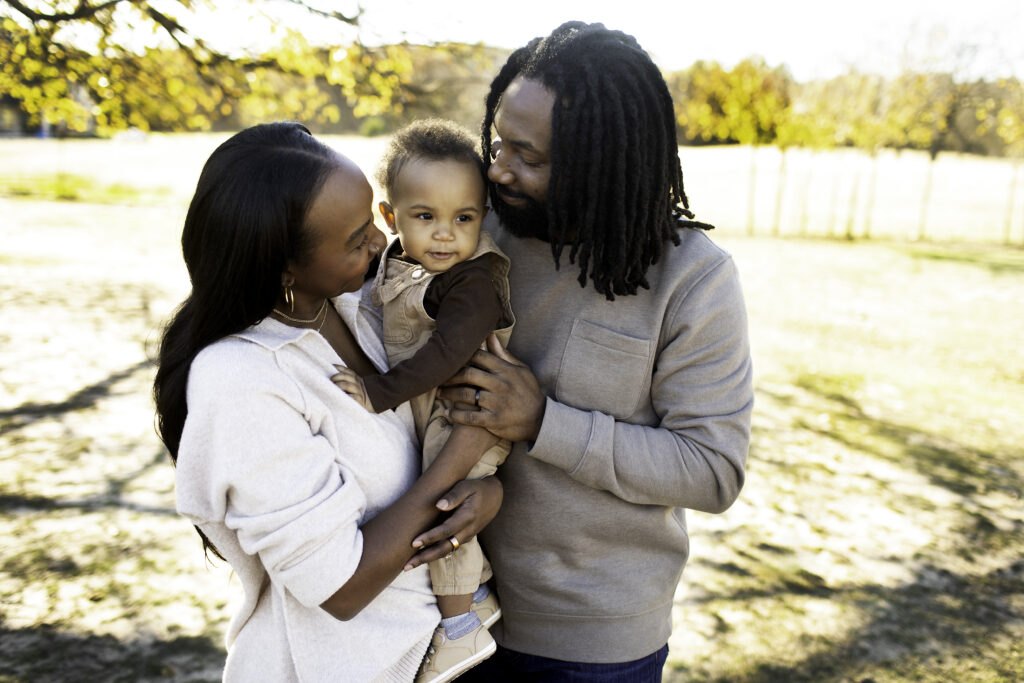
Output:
[153, 122, 502, 681]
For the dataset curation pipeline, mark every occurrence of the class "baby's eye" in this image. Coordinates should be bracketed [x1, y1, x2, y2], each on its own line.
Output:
[414, 212, 433, 221]
[455, 214, 474, 223]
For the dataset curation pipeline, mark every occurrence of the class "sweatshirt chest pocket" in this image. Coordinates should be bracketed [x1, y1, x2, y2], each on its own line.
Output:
[555, 318, 653, 419]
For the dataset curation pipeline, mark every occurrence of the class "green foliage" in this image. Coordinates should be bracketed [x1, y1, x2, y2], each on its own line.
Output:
[669, 57, 793, 146]
[0, 0, 420, 135]
[0, 171, 168, 202]
[2, 0, 1021, 157]
[666, 58, 1024, 158]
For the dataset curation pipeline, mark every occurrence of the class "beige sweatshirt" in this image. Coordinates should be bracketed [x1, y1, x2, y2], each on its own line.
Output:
[175, 284, 437, 682]
[479, 215, 754, 663]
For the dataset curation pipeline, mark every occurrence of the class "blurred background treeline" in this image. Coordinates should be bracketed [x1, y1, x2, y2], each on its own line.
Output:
[2, 1, 1022, 157]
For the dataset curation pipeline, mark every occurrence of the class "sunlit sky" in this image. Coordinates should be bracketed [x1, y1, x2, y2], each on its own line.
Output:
[188, 0, 1024, 81]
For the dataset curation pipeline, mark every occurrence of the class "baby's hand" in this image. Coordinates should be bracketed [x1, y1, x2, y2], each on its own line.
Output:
[331, 365, 373, 412]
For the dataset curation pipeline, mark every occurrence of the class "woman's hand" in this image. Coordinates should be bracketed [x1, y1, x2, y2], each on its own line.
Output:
[404, 476, 503, 570]
[438, 333, 546, 443]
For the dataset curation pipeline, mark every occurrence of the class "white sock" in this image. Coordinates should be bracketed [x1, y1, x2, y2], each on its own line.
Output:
[440, 611, 481, 640]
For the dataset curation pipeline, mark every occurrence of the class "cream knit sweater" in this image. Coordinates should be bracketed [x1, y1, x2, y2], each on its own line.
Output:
[175, 283, 438, 682]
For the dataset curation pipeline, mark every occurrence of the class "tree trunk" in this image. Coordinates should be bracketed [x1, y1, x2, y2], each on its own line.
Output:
[772, 148, 788, 237]
[828, 164, 840, 238]
[863, 153, 879, 239]
[917, 154, 936, 241]
[799, 151, 814, 237]
[746, 146, 757, 236]
[845, 159, 861, 240]
[1006, 160, 1020, 245]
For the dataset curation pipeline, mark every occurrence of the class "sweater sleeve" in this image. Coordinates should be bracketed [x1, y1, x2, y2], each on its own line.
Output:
[176, 341, 367, 608]
[526, 256, 754, 513]
[363, 259, 505, 412]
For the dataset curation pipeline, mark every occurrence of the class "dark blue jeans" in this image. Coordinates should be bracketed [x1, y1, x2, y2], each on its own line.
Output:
[458, 643, 668, 682]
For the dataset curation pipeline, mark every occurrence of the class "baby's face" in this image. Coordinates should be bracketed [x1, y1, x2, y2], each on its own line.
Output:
[389, 158, 487, 273]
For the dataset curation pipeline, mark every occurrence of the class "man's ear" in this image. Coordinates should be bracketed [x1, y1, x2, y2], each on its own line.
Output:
[378, 201, 398, 234]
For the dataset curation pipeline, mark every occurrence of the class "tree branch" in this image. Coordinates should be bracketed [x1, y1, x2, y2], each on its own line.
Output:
[278, 0, 361, 25]
[4, 0, 126, 23]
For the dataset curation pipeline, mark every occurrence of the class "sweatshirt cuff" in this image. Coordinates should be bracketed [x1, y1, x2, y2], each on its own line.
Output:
[274, 524, 364, 608]
[361, 377, 391, 413]
[525, 397, 592, 473]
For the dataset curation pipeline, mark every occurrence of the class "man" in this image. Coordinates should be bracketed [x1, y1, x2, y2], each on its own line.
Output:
[440, 22, 754, 681]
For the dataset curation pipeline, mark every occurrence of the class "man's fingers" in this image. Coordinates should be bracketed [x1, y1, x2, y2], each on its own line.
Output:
[485, 332, 517, 364]
[446, 406, 494, 429]
[441, 364, 498, 391]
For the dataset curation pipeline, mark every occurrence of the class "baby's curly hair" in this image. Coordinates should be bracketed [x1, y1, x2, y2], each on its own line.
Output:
[376, 118, 487, 201]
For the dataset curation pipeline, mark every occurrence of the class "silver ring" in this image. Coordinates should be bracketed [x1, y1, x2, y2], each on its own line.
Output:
[473, 389, 481, 408]
[449, 536, 460, 551]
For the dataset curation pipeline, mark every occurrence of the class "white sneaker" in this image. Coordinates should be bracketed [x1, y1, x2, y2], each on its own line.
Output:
[470, 591, 502, 628]
[415, 623, 496, 683]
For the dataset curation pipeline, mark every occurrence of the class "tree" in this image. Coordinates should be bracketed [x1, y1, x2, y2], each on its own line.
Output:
[668, 57, 792, 236]
[0, 0, 417, 134]
[993, 78, 1024, 243]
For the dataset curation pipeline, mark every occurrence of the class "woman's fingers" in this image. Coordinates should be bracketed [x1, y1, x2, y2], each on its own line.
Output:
[405, 477, 503, 571]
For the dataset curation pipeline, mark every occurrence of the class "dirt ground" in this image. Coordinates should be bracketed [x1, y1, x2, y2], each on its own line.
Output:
[2, 136, 1023, 682]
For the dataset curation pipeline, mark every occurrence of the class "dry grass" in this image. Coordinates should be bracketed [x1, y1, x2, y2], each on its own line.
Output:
[1, 135, 1022, 682]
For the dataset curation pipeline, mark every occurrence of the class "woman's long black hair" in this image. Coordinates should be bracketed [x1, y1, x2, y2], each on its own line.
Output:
[153, 122, 339, 558]
[482, 22, 714, 300]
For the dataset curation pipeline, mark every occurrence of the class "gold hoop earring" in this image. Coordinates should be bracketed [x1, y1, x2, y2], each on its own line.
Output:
[283, 284, 295, 313]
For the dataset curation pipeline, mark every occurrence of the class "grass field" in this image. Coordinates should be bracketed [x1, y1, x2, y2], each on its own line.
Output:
[1, 135, 1022, 682]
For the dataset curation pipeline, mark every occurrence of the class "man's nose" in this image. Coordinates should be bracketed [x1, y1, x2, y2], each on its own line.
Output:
[488, 157, 513, 185]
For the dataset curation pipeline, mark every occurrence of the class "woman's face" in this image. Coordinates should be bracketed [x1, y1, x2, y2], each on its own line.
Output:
[288, 159, 386, 308]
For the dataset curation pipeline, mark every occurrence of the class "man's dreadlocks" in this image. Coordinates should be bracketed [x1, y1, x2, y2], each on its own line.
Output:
[482, 21, 713, 300]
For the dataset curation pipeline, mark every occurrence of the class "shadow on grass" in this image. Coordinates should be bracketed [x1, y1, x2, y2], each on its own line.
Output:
[674, 378, 1024, 680]
[790, 374, 1024, 504]
[674, 557, 1024, 683]
[0, 490, 176, 516]
[0, 446, 174, 516]
[0, 359, 154, 437]
[895, 242, 1024, 276]
[0, 624, 223, 683]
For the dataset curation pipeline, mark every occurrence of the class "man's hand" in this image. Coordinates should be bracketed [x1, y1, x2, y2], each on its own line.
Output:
[331, 364, 374, 412]
[438, 333, 546, 443]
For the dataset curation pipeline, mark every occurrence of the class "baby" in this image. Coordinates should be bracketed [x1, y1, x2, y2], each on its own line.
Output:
[332, 119, 513, 683]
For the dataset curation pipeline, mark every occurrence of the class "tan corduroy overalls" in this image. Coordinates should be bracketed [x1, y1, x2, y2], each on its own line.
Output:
[373, 230, 514, 594]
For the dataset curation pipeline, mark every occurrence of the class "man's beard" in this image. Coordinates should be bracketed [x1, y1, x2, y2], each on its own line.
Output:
[489, 186, 550, 241]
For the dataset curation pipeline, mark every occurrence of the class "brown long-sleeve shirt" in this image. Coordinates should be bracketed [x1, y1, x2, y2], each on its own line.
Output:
[362, 255, 505, 413]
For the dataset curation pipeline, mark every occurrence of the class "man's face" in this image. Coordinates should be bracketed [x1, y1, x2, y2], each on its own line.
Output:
[488, 76, 555, 238]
